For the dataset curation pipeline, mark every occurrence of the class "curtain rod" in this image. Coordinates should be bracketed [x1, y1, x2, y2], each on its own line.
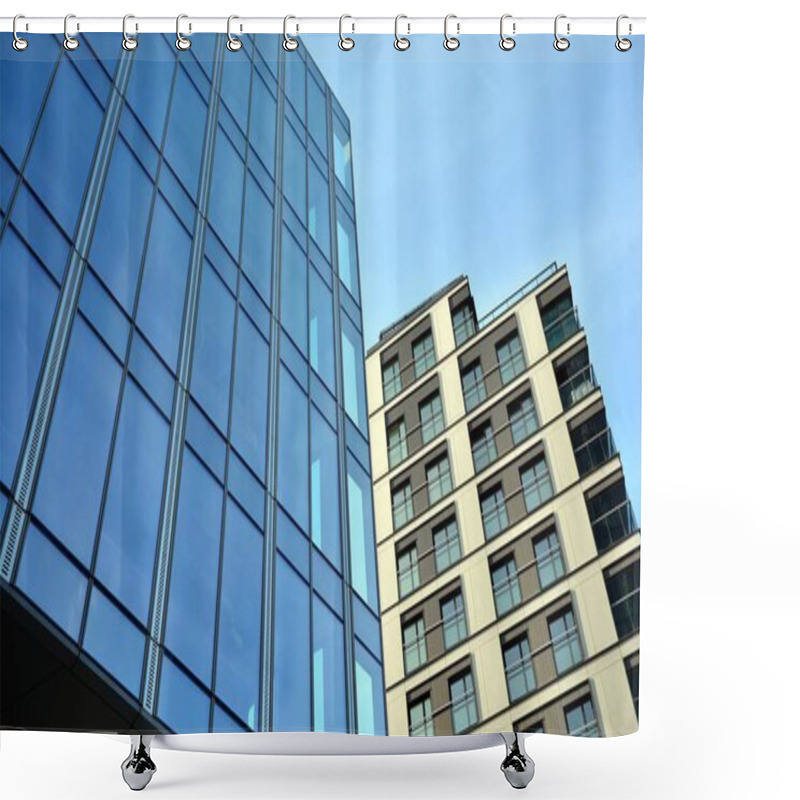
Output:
[1, 16, 646, 36]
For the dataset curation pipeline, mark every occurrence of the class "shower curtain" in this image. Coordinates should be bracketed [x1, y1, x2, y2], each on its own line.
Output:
[0, 27, 643, 740]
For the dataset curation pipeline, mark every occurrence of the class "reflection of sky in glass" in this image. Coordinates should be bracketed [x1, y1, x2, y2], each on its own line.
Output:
[307, 34, 644, 516]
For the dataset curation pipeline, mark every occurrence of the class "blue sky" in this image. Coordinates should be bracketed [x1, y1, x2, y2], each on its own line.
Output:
[307, 34, 644, 517]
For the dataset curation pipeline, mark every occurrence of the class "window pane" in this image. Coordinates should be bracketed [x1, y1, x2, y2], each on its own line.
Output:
[220, 47, 251, 123]
[347, 452, 378, 609]
[420, 393, 444, 444]
[397, 546, 419, 597]
[549, 610, 583, 674]
[441, 592, 467, 649]
[26, 61, 103, 235]
[521, 458, 554, 513]
[95, 381, 169, 624]
[387, 419, 408, 468]
[309, 268, 335, 390]
[450, 672, 477, 733]
[283, 121, 306, 221]
[157, 654, 210, 733]
[307, 78, 328, 153]
[462, 362, 486, 411]
[433, 518, 461, 572]
[216, 500, 263, 729]
[277, 367, 309, 531]
[34, 318, 121, 566]
[285, 56, 306, 118]
[313, 596, 347, 732]
[250, 75, 277, 174]
[492, 558, 521, 616]
[409, 696, 433, 736]
[333, 116, 353, 195]
[311, 407, 340, 568]
[165, 449, 223, 686]
[164, 68, 208, 198]
[0, 232, 58, 488]
[126, 36, 174, 144]
[308, 162, 331, 258]
[208, 129, 245, 257]
[242, 174, 274, 305]
[137, 196, 191, 371]
[412, 333, 435, 378]
[497, 333, 525, 384]
[336, 206, 359, 302]
[15, 523, 87, 640]
[480, 486, 508, 539]
[280, 230, 307, 355]
[403, 617, 427, 673]
[89, 138, 154, 313]
[84, 588, 145, 697]
[356, 642, 385, 734]
[231, 311, 269, 479]
[382, 359, 401, 402]
[341, 313, 367, 432]
[273, 556, 311, 731]
[534, 531, 565, 589]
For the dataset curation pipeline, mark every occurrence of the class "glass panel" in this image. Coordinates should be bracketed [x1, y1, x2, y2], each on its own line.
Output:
[95, 381, 169, 624]
[313, 596, 347, 732]
[492, 558, 521, 616]
[285, 55, 306, 118]
[450, 672, 478, 734]
[356, 641, 385, 734]
[250, 74, 277, 175]
[165, 449, 223, 686]
[277, 367, 309, 531]
[137, 196, 191, 371]
[83, 588, 145, 697]
[230, 311, 269, 479]
[283, 121, 306, 221]
[426, 456, 452, 505]
[216, 500, 263, 729]
[273, 555, 311, 731]
[309, 268, 335, 390]
[280, 229, 308, 355]
[566, 697, 599, 737]
[126, 35, 174, 143]
[382, 359, 401, 402]
[549, 609, 583, 674]
[308, 162, 331, 258]
[220, 47, 251, 123]
[461, 362, 486, 411]
[164, 67, 208, 198]
[387, 419, 408, 469]
[534, 530, 565, 589]
[0, 232, 58, 488]
[341, 313, 367, 433]
[509, 392, 538, 444]
[452, 302, 476, 346]
[336, 206, 359, 302]
[25, 61, 103, 235]
[333, 116, 353, 195]
[412, 333, 436, 378]
[496, 333, 525, 384]
[433, 518, 461, 572]
[403, 616, 427, 673]
[34, 318, 121, 566]
[504, 637, 536, 702]
[419, 393, 444, 444]
[307, 77, 328, 154]
[89, 137, 154, 314]
[606, 561, 640, 638]
[157, 654, 210, 733]
[521, 457, 554, 513]
[241, 173, 274, 305]
[347, 452, 378, 609]
[409, 696, 433, 736]
[15, 523, 87, 640]
[208, 129, 245, 257]
[391, 482, 413, 529]
[213, 704, 247, 732]
[311, 407, 340, 568]
[441, 592, 467, 649]
[480, 486, 508, 539]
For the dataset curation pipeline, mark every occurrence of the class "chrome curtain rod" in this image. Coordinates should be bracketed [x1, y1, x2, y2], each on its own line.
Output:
[1, 16, 645, 36]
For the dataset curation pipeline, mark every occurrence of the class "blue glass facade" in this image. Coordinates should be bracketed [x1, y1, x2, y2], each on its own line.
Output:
[0, 33, 385, 735]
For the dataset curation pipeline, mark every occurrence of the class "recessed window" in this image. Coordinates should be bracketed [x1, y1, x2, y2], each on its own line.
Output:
[387, 418, 408, 469]
[496, 332, 525, 384]
[491, 556, 522, 616]
[587, 478, 636, 553]
[480, 484, 508, 539]
[409, 694, 434, 736]
[605, 560, 640, 639]
[449, 671, 478, 734]
[520, 456, 554, 513]
[503, 636, 536, 702]
[402, 616, 427, 673]
[432, 518, 461, 573]
[452, 301, 477, 346]
[382, 357, 402, 402]
[555, 346, 595, 410]
[548, 608, 583, 675]
[392, 481, 413, 529]
[412, 331, 436, 378]
[440, 591, 468, 649]
[565, 695, 599, 737]
[426, 455, 452, 505]
[541, 290, 580, 352]
[419, 392, 445, 444]
[533, 529, 565, 589]
[461, 360, 486, 412]
[508, 391, 538, 445]
[470, 422, 498, 472]
[397, 544, 420, 598]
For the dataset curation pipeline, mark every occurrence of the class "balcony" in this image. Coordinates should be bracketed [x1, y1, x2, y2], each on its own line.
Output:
[573, 427, 617, 476]
[544, 306, 581, 351]
[590, 498, 638, 553]
[558, 364, 597, 410]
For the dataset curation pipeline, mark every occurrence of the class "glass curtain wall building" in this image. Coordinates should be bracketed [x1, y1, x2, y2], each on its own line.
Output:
[0, 33, 385, 735]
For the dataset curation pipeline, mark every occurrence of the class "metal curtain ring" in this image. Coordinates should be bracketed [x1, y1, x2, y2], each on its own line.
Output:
[63, 13, 79, 51]
[339, 14, 355, 51]
[227, 15, 243, 51]
[616, 14, 632, 51]
[394, 14, 410, 51]
[499, 14, 515, 51]
[12, 14, 28, 51]
[176, 14, 191, 50]
[443, 14, 460, 51]
[122, 14, 138, 51]
[553, 14, 570, 51]
[283, 15, 299, 51]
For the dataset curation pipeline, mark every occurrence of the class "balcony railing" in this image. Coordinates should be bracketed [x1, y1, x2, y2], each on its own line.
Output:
[558, 364, 597, 410]
[590, 499, 638, 553]
[544, 306, 581, 351]
[477, 261, 559, 330]
[573, 427, 617, 476]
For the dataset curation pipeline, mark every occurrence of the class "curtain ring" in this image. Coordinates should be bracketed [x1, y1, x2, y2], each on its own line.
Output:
[122, 14, 138, 51]
[616, 15, 632, 51]
[12, 14, 28, 51]
[443, 14, 460, 51]
[499, 14, 515, 51]
[339, 14, 355, 51]
[63, 13, 79, 51]
[553, 14, 570, 51]
[394, 14, 410, 51]
[176, 13, 191, 50]
[227, 14, 243, 51]
[283, 15, 299, 51]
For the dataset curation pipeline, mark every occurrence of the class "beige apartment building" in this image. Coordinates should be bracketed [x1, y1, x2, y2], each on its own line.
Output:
[364, 263, 640, 738]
